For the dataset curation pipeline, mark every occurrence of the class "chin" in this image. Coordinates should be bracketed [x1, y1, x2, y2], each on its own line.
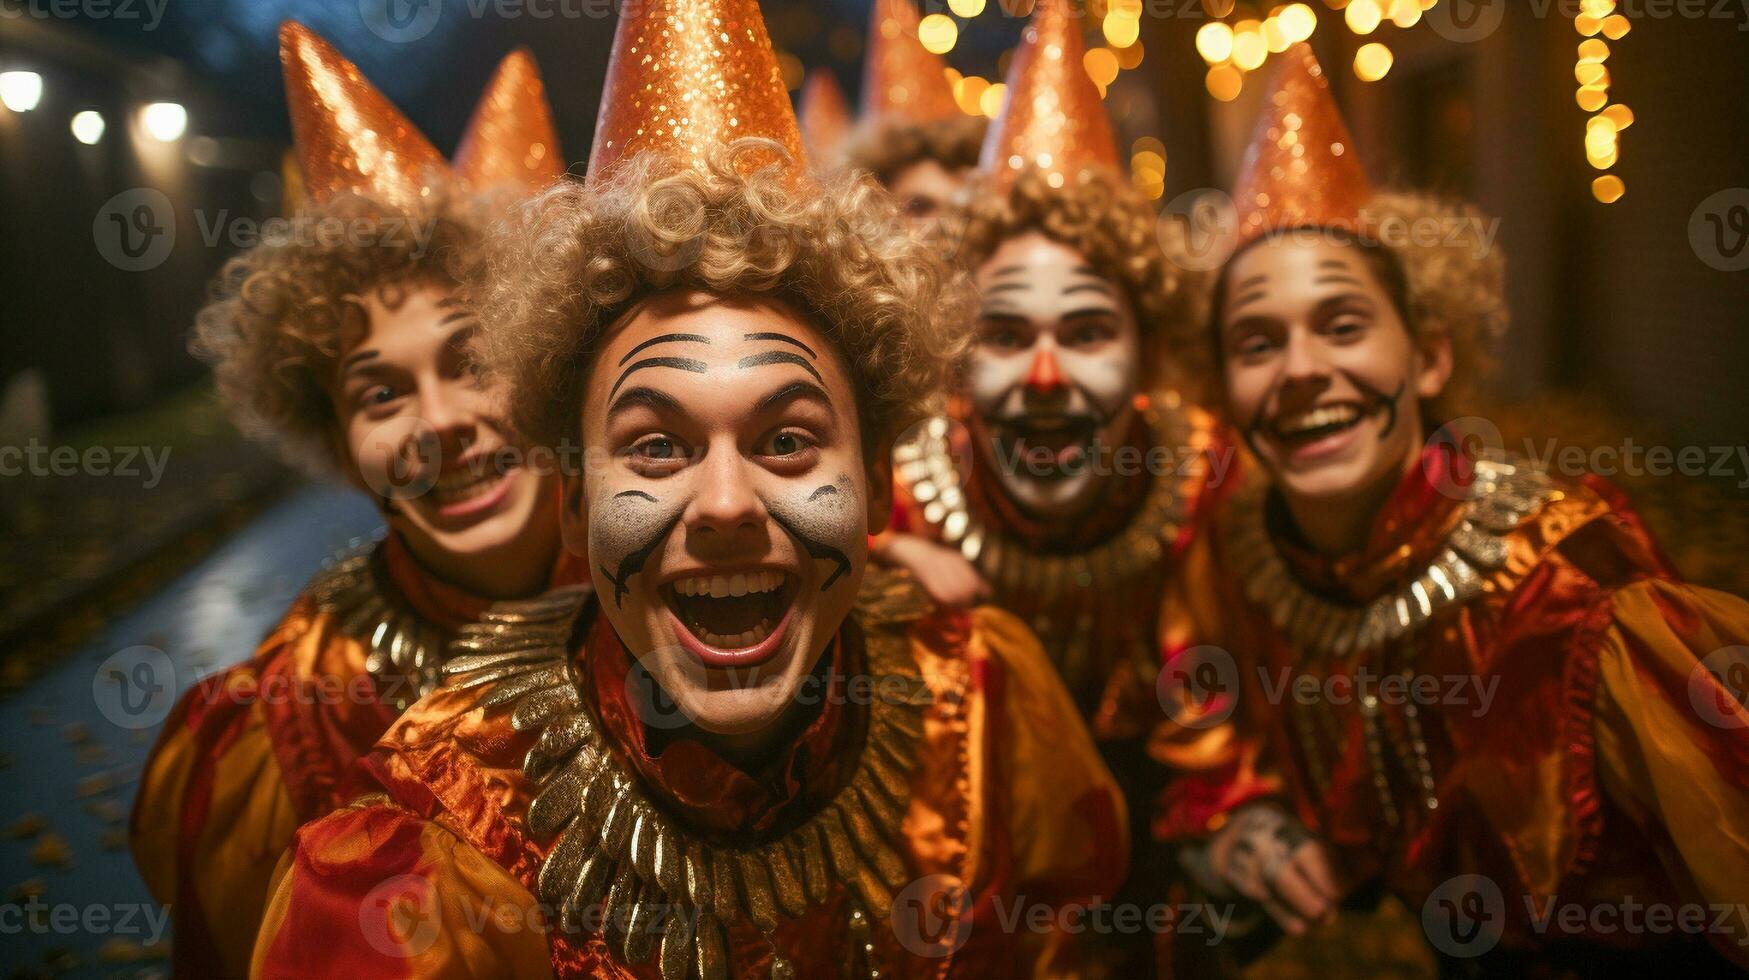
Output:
[999, 472, 1098, 521]
[637, 622, 825, 736]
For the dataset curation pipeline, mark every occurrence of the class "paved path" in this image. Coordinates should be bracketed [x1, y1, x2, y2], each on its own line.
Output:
[0, 483, 379, 978]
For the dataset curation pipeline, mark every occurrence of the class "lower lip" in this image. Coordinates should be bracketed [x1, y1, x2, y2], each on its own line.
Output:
[666, 601, 795, 669]
[1276, 417, 1367, 464]
[431, 468, 516, 520]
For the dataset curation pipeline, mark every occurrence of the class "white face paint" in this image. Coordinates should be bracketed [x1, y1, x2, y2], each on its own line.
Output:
[567, 292, 879, 747]
[967, 231, 1142, 521]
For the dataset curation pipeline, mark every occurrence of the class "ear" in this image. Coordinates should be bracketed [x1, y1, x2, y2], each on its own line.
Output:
[864, 441, 893, 536]
[559, 470, 590, 557]
[1413, 330, 1454, 402]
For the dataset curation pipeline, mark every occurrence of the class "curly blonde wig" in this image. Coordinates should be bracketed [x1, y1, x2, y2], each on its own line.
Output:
[944, 166, 1192, 390]
[476, 139, 970, 456]
[1202, 190, 1507, 424]
[190, 191, 495, 474]
[839, 115, 987, 185]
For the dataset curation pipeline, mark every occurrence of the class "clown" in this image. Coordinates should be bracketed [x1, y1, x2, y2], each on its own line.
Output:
[1156, 43, 1749, 976]
[250, 2, 1124, 977]
[876, 2, 1233, 972]
[839, 0, 988, 235]
[129, 24, 577, 976]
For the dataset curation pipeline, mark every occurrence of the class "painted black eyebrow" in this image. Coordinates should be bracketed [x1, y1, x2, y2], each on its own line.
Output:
[738, 350, 823, 384]
[1231, 289, 1269, 311]
[610, 357, 708, 398]
[1313, 274, 1364, 286]
[615, 490, 658, 501]
[985, 281, 1028, 294]
[617, 333, 711, 366]
[755, 379, 834, 414]
[607, 384, 685, 418]
[744, 332, 815, 358]
[341, 349, 379, 372]
[1063, 307, 1119, 321]
[438, 307, 475, 325]
[1062, 281, 1116, 297]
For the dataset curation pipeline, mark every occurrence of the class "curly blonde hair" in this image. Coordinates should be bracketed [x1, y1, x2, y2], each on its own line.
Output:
[944, 166, 1192, 390]
[1201, 191, 1507, 424]
[476, 139, 970, 456]
[839, 115, 987, 185]
[190, 191, 494, 473]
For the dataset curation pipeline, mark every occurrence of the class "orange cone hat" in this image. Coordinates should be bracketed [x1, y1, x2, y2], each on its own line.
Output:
[977, 0, 1120, 192]
[798, 69, 853, 164]
[587, 0, 804, 182]
[453, 48, 567, 192]
[861, 0, 960, 123]
[1231, 42, 1371, 249]
[279, 21, 448, 211]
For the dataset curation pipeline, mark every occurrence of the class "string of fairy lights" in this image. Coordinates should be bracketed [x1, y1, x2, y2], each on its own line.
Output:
[780, 0, 1635, 205]
[1576, 0, 1633, 204]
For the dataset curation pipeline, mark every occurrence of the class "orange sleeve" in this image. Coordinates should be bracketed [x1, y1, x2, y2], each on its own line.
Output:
[971, 606, 1129, 974]
[1149, 530, 1281, 841]
[131, 664, 299, 978]
[252, 801, 554, 979]
[1592, 578, 1749, 966]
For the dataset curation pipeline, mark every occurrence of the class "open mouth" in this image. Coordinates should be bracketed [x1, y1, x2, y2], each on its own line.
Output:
[994, 415, 1100, 481]
[1267, 402, 1369, 454]
[425, 447, 522, 519]
[661, 569, 799, 668]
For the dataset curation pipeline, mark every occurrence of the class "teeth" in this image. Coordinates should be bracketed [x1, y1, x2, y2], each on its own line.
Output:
[431, 467, 504, 502]
[695, 619, 774, 649]
[1281, 404, 1361, 435]
[672, 571, 784, 597]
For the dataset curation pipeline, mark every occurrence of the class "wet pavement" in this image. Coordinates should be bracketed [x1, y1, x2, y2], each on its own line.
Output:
[0, 483, 380, 979]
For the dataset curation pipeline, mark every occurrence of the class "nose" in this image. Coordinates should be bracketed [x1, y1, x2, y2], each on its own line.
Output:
[1280, 328, 1330, 385]
[1025, 345, 1066, 396]
[415, 384, 477, 463]
[687, 444, 766, 542]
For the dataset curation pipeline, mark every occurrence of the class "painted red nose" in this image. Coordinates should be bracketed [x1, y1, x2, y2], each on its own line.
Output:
[1025, 347, 1066, 395]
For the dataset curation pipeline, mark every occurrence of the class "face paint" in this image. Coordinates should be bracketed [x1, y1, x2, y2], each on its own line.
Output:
[576, 292, 872, 745]
[767, 473, 859, 591]
[967, 230, 1143, 522]
[1219, 236, 1441, 511]
[592, 491, 685, 607]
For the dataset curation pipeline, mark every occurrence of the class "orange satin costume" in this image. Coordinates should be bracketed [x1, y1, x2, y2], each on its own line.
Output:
[889, 396, 1234, 741]
[1153, 443, 1749, 972]
[131, 535, 586, 976]
[130, 27, 573, 975]
[251, 571, 1126, 978]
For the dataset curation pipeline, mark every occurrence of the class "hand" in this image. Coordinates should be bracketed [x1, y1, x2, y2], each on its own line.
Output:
[1205, 804, 1340, 936]
[878, 534, 992, 609]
